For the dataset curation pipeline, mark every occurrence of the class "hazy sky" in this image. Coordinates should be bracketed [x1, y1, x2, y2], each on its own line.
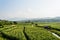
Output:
[0, 0, 60, 19]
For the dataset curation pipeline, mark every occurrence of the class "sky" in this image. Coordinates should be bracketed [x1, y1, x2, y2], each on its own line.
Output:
[0, 0, 60, 20]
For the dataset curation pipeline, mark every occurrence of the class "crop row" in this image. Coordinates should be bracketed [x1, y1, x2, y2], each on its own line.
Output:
[25, 27, 60, 40]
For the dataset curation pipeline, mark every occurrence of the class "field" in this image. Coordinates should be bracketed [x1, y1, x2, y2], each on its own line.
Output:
[0, 22, 60, 40]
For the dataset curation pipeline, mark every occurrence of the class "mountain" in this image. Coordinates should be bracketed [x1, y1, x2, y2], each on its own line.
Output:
[8, 17, 60, 22]
[30, 17, 60, 22]
[8, 17, 31, 21]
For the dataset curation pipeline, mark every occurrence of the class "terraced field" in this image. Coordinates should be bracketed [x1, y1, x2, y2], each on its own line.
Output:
[0, 22, 60, 40]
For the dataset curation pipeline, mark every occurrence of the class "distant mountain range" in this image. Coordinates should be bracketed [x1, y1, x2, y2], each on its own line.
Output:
[30, 17, 60, 22]
[8, 18, 29, 21]
[8, 17, 60, 22]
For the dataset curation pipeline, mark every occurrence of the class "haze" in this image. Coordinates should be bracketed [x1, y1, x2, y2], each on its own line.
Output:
[0, 0, 60, 20]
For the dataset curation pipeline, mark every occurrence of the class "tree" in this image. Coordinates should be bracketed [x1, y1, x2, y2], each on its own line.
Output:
[13, 21, 17, 24]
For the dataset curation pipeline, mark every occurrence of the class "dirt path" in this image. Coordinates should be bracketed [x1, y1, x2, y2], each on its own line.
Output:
[52, 32, 60, 39]
[23, 27, 31, 40]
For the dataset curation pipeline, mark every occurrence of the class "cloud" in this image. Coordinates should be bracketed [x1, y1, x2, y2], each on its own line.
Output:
[27, 8, 32, 12]
[1, 0, 60, 20]
[6, 7, 60, 19]
[7, 11, 25, 18]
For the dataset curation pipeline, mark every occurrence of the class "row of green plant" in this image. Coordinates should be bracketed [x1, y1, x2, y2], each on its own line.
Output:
[0, 25, 26, 40]
[51, 30, 60, 36]
[25, 27, 60, 40]
[0, 23, 60, 40]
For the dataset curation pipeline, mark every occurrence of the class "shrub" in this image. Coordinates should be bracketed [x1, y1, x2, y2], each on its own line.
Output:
[0, 23, 4, 28]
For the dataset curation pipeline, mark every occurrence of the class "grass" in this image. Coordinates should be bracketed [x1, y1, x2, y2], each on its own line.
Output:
[0, 25, 26, 40]
[25, 27, 60, 40]
[0, 22, 60, 40]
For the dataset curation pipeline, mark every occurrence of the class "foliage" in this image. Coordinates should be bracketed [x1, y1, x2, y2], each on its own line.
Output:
[0, 22, 60, 40]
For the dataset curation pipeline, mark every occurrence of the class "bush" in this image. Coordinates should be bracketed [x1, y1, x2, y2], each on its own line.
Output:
[0, 23, 4, 28]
